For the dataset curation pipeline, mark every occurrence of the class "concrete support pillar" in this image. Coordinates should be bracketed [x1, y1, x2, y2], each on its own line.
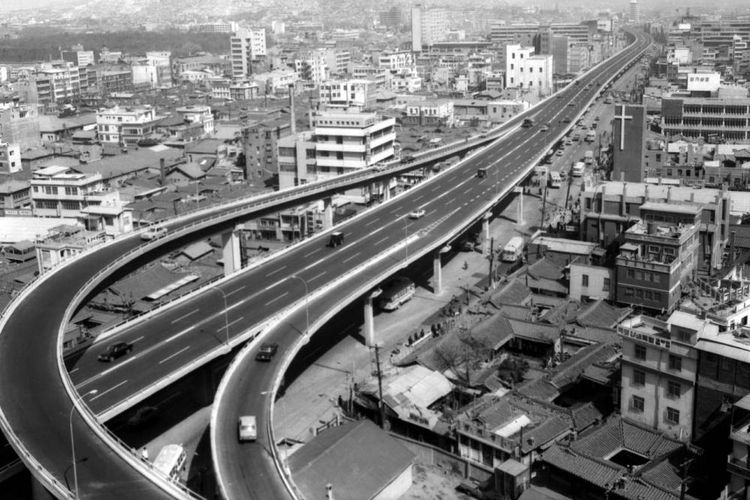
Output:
[432, 246, 451, 295]
[516, 189, 525, 226]
[381, 180, 391, 201]
[364, 289, 382, 347]
[222, 228, 242, 276]
[482, 212, 492, 253]
[322, 197, 333, 230]
[30, 476, 54, 500]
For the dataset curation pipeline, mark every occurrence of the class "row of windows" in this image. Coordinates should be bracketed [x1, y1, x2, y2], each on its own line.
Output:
[623, 288, 663, 301]
[625, 268, 665, 282]
[632, 370, 682, 398]
[630, 396, 681, 424]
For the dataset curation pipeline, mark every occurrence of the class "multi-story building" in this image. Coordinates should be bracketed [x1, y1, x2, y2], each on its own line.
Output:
[323, 49, 351, 77]
[662, 93, 750, 144]
[378, 50, 414, 73]
[175, 105, 214, 137]
[0, 179, 31, 215]
[618, 311, 710, 442]
[230, 28, 267, 79]
[403, 100, 454, 127]
[30, 165, 105, 218]
[34, 63, 81, 104]
[62, 50, 95, 67]
[192, 22, 238, 33]
[318, 79, 376, 109]
[242, 118, 291, 185]
[0, 142, 21, 174]
[96, 106, 160, 145]
[629, 0, 640, 23]
[277, 110, 395, 189]
[580, 181, 730, 271]
[0, 98, 40, 150]
[727, 395, 750, 499]
[411, 5, 449, 50]
[615, 203, 701, 313]
[504, 45, 553, 95]
[94, 67, 133, 95]
[490, 23, 591, 46]
[253, 69, 298, 95]
[145, 51, 172, 88]
[172, 55, 230, 80]
[294, 50, 329, 85]
[210, 80, 259, 101]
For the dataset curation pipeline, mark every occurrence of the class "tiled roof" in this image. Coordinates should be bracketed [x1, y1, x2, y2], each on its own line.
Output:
[550, 343, 619, 389]
[540, 299, 580, 325]
[469, 312, 514, 350]
[518, 378, 559, 402]
[543, 444, 622, 488]
[497, 304, 533, 321]
[576, 300, 632, 329]
[521, 415, 571, 453]
[507, 319, 559, 344]
[490, 278, 532, 307]
[527, 257, 565, 281]
[571, 417, 683, 461]
[570, 403, 604, 431]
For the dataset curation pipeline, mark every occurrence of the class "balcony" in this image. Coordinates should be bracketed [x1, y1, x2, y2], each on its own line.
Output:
[728, 456, 750, 481]
[316, 142, 366, 153]
[731, 417, 750, 447]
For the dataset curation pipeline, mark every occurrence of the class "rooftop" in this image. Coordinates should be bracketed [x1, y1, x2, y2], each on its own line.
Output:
[289, 420, 414, 500]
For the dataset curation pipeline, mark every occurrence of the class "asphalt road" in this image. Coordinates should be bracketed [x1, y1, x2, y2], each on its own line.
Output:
[212, 33, 651, 500]
[0, 32, 648, 500]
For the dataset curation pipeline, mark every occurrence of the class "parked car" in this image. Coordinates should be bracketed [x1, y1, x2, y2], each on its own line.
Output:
[98, 341, 133, 362]
[255, 343, 279, 362]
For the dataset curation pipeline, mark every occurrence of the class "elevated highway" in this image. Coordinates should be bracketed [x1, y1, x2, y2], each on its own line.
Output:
[211, 32, 652, 499]
[0, 31, 649, 500]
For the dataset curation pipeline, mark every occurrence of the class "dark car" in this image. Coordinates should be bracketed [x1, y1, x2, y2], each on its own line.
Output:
[127, 406, 158, 428]
[256, 343, 279, 362]
[97, 341, 133, 362]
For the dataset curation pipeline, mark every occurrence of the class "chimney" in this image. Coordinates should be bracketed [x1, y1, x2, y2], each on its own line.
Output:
[160, 158, 166, 184]
[288, 84, 296, 135]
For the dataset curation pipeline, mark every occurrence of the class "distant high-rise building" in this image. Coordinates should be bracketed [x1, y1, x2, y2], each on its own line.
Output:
[380, 6, 403, 31]
[230, 28, 267, 79]
[411, 4, 448, 52]
[630, 0, 640, 24]
[411, 5, 422, 52]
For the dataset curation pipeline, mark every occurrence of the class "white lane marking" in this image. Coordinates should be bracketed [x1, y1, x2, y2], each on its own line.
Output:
[265, 265, 287, 277]
[365, 218, 380, 227]
[413, 195, 424, 202]
[303, 248, 321, 258]
[216, 316, 244, 334]
[342, 252, 361, 264]
[308, 271, 326, 282]
[70, 367, 79, 374]
[374, 236, 389, 246]
[265, 291, 289, 306]
[171, 308, 199, 324]
[159, 346, 191, 365]
[90, 380, 128, 401]
[226, 285, 246, 297]
[132, 336, 144, 344]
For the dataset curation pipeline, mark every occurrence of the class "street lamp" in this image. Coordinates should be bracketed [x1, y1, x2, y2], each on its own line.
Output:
[69, 389, 98, 499]
[213, 286, 230, 348]
[290, 275, 309, 337]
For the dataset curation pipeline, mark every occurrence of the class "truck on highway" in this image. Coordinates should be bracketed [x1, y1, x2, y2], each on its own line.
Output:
[584, 150, 595, 165]
[501, 236, 525, 263]
[377, 277, 416, 311]
[521, 118, 535, 128]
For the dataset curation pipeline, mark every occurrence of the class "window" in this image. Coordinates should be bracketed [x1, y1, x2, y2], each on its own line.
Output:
[582, 274, 589, 287]
[669, 355, 681, 371]
[665, 407, 680, 424]
[632, 396, 645, 412]
[667, 381, 680, 399]
[603, 278, 610, 292]
[635, 344, 646, 360]
[633, 369, 646, 386]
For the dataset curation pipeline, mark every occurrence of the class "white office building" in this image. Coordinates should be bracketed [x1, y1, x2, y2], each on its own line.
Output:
[231, 28, 267, 79]
[505, 44, 553, 96]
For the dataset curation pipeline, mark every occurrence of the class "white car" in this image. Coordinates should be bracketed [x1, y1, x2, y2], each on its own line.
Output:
[238, 415, 257, 442]
[408, 209, 426, 219]
[141, 226, 167, 241]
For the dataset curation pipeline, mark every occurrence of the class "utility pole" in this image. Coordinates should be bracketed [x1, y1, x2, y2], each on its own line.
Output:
[372, 345, 386, 429]
[540, 181, 548, 231]
[488, 237, 495, 288]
